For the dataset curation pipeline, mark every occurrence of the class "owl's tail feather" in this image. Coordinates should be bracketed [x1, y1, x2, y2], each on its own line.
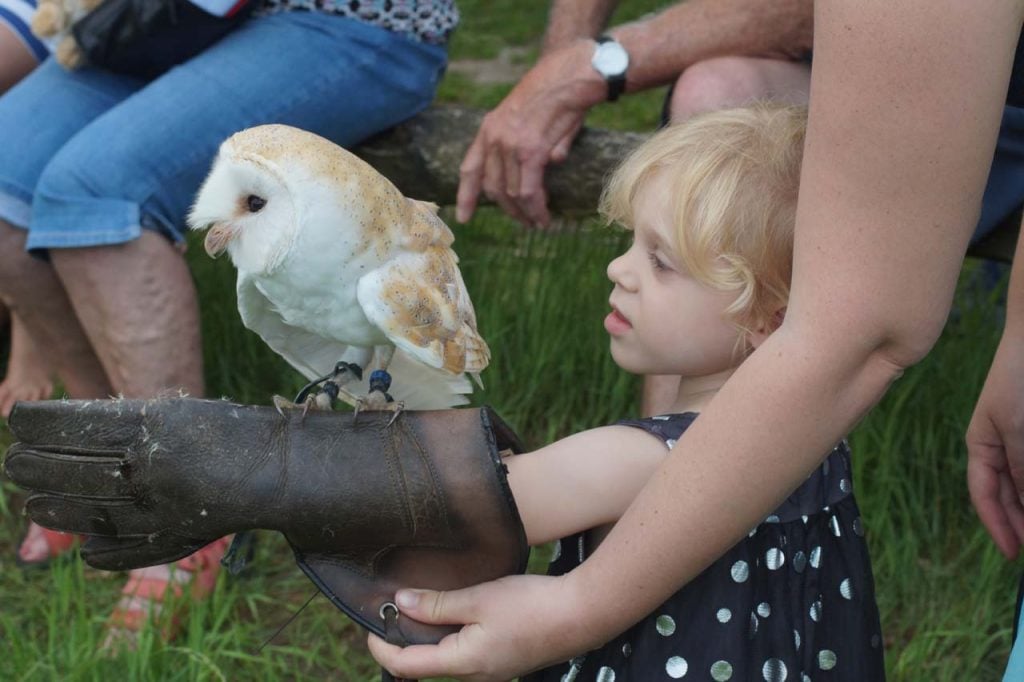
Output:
[458, 326, 491, 375]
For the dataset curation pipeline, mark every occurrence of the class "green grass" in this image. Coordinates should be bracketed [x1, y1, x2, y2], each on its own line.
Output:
[1, 3, 1022, 679]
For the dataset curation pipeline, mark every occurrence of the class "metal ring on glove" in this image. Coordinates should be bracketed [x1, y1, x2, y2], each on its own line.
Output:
[380, 601, 400, 621]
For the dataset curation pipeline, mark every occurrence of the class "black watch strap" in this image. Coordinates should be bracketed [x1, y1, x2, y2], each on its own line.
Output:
[596, 35, 627, 102]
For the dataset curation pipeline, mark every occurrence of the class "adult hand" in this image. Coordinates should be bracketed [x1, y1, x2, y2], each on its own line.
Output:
[368, 573, 598, 681]
[967, 333, 1024, 559]
[456, 39, 607, 228]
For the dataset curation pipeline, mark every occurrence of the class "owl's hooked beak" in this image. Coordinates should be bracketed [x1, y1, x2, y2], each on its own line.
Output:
[204, 223, 237, 258]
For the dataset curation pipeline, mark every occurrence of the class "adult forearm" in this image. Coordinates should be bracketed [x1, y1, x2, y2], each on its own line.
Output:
[566, 0, 1023, 646]
[569, 331, 902, 640]
[542, 0, 619, 54]
[610, 0, 813, 92]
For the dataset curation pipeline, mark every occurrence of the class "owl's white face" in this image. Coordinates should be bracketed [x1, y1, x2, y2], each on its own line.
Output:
[188, 151, 297, 275]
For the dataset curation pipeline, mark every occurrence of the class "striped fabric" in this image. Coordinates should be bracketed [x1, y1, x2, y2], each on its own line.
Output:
[0, 0, 51, 62]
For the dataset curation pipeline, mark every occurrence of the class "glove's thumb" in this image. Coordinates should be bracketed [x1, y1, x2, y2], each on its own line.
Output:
[81, 534, 210, 571]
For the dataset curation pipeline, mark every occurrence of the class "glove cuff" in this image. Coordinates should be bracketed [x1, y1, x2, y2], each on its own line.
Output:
[289, 406, 528, 645]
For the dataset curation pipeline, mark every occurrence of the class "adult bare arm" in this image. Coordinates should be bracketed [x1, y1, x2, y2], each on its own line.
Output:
[455, 0, 617, 226]
[967, 218, 1024, 558]
[370, 2, 1023, 680]
[455, 0, 814, 228]
[539, 0, 617, 54]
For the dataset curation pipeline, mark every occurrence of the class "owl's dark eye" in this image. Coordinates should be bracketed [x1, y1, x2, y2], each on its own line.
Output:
[246, 195, 267, 213]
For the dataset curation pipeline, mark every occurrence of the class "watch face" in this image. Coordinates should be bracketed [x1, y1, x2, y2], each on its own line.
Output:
[593, 41, 629, 77]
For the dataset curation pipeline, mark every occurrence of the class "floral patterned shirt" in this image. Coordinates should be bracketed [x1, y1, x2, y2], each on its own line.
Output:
[259, 0, 458, 45]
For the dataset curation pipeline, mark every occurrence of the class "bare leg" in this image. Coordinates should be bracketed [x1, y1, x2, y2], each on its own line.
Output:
[0, 314, 54, 417]
[0, 24, 60, 418]
[50, 231, 204, 398]
[49, 231, 207, 649]
[0, 222, 112, 562]
[0, 24, 39, 94]
[0, 221, 112, 399]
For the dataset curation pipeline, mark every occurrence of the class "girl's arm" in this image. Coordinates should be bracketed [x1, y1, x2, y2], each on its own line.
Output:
[370, 2, 1024, 679]
[508, 425, 670, 546]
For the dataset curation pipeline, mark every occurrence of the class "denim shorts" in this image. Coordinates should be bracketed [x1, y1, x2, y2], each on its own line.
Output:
[0, 10, 447, 251]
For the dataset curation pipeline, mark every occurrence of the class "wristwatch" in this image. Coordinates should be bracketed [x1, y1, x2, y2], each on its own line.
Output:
[591, 35, 629, 102]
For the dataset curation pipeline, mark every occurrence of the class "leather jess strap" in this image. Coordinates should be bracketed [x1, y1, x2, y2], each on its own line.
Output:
[381, 603, 416, 682]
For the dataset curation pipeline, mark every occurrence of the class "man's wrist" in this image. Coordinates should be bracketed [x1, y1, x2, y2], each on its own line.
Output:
[590, 34, 629, 102]
[558, 39, 616, 109]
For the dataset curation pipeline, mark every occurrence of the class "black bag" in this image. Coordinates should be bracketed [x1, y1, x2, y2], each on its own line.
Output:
[72, 0, 253, 80]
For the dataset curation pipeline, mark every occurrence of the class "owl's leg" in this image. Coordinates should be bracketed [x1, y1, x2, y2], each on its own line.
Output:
[352, 345, 403, 425]
[274, 361, 365, 418]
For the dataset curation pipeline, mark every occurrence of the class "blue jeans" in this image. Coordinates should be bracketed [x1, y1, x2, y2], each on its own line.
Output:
[1006, 608, 1024, 681]
[0, 10, 446, 250]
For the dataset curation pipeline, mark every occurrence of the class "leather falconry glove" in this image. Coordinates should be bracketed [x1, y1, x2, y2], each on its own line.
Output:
[3, 398, 528, 646]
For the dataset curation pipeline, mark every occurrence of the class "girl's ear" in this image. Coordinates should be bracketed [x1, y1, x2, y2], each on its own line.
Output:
[747, 306, 787, 350]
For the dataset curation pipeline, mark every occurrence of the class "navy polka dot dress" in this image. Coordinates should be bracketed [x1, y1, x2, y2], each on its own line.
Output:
[522, 413, 885, 682]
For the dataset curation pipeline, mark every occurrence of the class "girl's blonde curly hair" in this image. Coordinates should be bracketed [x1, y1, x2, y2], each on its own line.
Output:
[600, 103, 807, 339]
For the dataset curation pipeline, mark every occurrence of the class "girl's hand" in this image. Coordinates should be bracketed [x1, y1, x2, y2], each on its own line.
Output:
[367, 573, 597, 682]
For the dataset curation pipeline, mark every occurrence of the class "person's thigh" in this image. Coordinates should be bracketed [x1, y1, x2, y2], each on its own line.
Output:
[0, 59, 141, 228]
[28, 11, 447, 250]
[976, 105, 1024, 242]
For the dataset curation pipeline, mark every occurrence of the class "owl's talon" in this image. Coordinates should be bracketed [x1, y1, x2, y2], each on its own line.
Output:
[273, 393, 327, 423]
[272, 394, 292, 418]
[273, 394, 311, 423]
[386, 402, 405, 427]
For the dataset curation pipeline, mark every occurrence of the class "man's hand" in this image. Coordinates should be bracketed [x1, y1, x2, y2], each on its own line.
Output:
[367, 574, 597, 682]
[456, 39, 607, 228]
[967, 330, 1024, 559]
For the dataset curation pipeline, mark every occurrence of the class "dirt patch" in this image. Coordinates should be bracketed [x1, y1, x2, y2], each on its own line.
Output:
[448, 46, 532, 85]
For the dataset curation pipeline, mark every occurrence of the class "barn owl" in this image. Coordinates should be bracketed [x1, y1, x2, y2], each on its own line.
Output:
[187, 124, 489, 412]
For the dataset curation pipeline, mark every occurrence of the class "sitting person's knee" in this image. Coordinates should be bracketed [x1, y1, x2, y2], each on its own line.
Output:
[670, 57, 766, 120]
[669, 56, 809, 122]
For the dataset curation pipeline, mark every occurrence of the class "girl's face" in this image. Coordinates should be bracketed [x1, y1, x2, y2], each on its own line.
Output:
[605, 171, 744, 379]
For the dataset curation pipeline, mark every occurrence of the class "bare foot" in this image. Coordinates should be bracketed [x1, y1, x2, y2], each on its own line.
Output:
[0, 314, 54, 418]
[101, 564, 188, 652]
[102, 537, 231, 652]
[16, 521, 78, 565]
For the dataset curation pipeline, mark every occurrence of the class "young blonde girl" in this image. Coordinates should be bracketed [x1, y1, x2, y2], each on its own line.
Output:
[483, 103, 884, 680]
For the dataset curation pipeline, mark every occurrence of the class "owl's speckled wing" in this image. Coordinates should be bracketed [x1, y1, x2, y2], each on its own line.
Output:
[356, 204, 489, 377]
